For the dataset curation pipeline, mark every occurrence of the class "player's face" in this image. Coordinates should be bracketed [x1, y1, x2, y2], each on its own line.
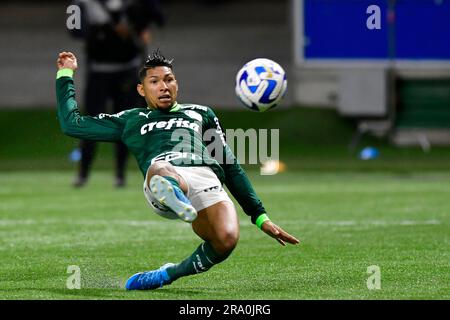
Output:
[137, 66, 178, 110]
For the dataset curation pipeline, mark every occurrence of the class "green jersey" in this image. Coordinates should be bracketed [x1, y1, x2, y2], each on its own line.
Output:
[56, 72, 266, 224]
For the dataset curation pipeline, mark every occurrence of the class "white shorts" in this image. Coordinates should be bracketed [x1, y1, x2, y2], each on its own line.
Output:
[143, 166, 234, 219]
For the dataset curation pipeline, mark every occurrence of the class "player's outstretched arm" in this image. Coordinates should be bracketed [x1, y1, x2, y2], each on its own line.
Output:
[55, 51, 126, 142]
[261, 220, 300, 246]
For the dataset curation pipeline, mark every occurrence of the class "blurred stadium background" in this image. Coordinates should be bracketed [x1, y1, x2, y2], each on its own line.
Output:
[0, 0, 449, 300]
[2, 0, 450, 171]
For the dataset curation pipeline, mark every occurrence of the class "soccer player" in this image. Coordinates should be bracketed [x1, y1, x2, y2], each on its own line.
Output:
[56, 50, 300, 290]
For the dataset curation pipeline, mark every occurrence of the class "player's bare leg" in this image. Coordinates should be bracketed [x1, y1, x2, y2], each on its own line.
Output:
[191, 201, 239, 256]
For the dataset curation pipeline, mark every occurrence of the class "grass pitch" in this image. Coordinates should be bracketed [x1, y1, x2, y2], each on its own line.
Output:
[0, 170, 448, 299]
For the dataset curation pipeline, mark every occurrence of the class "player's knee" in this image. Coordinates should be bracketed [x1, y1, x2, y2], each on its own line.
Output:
[148, 161, 172, 175]
[146, 161, 173, 183]
[214, 229, 239, 256]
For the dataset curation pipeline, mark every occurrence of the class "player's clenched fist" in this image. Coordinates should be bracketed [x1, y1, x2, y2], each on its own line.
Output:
[57, 52, 78, 71]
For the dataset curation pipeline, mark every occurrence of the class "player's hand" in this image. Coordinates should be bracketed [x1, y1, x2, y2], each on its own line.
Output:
[261, 220, 300, 246]
[57, 52, 78, 71]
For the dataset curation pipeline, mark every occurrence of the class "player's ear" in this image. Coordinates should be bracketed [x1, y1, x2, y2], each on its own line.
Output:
[137, 83, 145, 97]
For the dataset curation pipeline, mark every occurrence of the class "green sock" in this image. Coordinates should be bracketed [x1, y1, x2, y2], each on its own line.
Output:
[166, 242, 228, 281]
[163, 175, 181, 190]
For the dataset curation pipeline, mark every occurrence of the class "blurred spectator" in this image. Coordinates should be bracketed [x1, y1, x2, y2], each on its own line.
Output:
[70, 0, 165, 188]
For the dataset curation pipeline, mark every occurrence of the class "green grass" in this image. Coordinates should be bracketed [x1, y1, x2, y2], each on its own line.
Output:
[1, 108, 449, 299]
[0, 170, 448, 299]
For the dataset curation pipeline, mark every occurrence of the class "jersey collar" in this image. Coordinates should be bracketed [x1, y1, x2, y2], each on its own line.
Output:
[169, 102, 180, 112]
[148, 102, 180, 112]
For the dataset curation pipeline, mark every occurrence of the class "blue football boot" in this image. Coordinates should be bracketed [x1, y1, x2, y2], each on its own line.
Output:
[125, 263, 175, 290]
[149, 175, 197, 222]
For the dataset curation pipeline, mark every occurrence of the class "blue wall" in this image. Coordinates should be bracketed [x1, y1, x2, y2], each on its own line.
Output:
[303, 0, 450, 61]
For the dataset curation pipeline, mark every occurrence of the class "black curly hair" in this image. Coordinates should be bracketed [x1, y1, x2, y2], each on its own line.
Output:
[139, 49, 174, 82]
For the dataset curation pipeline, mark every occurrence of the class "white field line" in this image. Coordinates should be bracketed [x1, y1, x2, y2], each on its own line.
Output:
[0, 219, 185, 227]
[0, 218, 442, 227]
[240, 219, 442, 227]
[310, 220, 441, 226]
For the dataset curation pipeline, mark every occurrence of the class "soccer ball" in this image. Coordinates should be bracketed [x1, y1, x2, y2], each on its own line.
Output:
[235, 58, 287, 112]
